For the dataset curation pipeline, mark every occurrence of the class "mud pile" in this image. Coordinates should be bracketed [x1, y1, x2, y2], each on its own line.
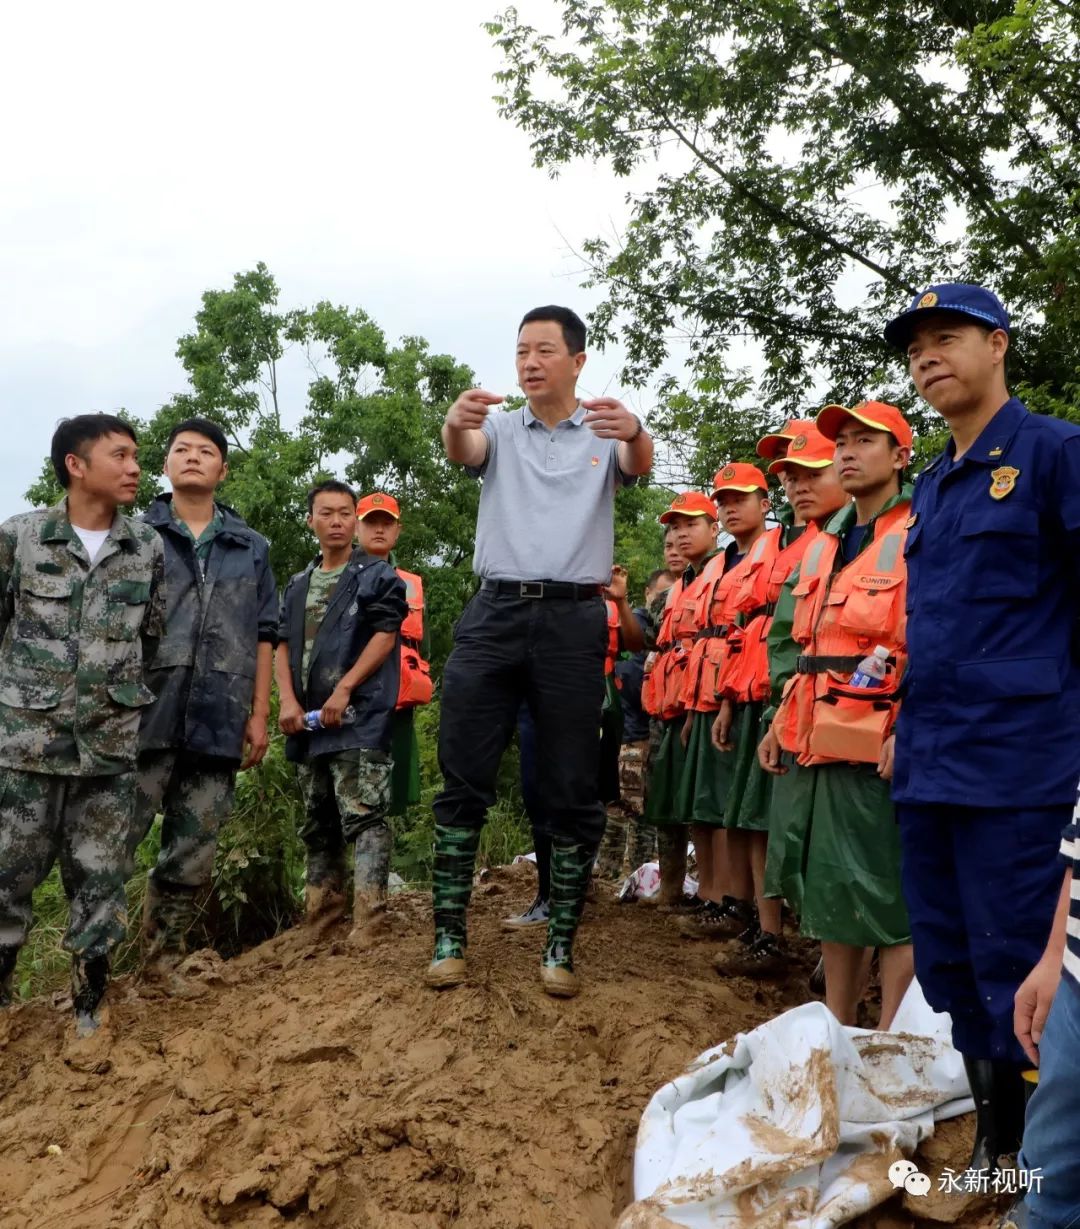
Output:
[0, 864, 1002, 1228]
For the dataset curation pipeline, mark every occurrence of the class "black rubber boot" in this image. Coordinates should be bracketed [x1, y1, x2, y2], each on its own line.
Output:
[963, 1057, 1028, 1174]
[0, 944, 18, 1007]
[71, 953, 110, 1037]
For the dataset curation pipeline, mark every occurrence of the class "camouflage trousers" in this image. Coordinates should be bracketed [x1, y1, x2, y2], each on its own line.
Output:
[132, 749, 238, 952]
[595, 741, 657, 879]
[0, 767, 133, 958]
[295, 749, 392, 894]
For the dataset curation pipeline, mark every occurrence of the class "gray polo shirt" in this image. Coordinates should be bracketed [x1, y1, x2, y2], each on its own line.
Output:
[469, 402, 635, 584]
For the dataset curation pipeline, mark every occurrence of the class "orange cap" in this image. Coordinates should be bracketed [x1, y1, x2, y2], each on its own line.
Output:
[756, 418, 817, 460]
[766, 428, 836, 474]
[658, 491, 719, 524]
[356, 492, 401, 521]
[816, 401, 913, 449]
[710, 462, 768, 496]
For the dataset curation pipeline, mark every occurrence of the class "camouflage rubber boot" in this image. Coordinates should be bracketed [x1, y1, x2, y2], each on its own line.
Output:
[656, 824, 689, 906]
[141, 879, 200, 972]
[0, 945, 18, 1007]
[349, 823, 393, 948]
[72, 953, 110, 1037]
[426, 824, 481, 989]
[303, 849, 348, 932]
[628, 815, 658, 871]
[594, 807, 629, 882]
[540, 839, 595, 999]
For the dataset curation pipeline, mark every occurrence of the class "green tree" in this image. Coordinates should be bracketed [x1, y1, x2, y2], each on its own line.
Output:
[488, 0, 1080, 478]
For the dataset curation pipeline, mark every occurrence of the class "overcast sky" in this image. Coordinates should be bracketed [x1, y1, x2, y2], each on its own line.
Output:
[0, 0, 654, 510]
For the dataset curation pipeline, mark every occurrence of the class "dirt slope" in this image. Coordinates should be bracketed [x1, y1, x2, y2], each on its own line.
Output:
[0, 865, 1003, 1229]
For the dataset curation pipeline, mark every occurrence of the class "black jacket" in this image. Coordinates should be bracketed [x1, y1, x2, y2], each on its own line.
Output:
[278, 549, 406, 762]
[139, 496, 278, 762]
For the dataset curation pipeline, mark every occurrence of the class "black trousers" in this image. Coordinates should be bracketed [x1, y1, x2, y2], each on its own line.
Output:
[434, 590, 607, 847]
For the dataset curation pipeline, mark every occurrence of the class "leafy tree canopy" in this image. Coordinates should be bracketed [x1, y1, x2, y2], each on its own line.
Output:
[488, 0, 1080, 482]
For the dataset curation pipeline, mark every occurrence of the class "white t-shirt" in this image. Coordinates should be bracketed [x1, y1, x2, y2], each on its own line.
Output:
[72, 526, 111, 563]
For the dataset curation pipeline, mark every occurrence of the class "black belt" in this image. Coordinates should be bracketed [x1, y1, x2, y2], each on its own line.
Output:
[796, 653, 895, 674]
[481, 579, 603, 601]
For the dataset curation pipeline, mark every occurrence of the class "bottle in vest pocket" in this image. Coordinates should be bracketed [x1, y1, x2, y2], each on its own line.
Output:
[303, 705, 357, 731]
[848, 646, 890, 689]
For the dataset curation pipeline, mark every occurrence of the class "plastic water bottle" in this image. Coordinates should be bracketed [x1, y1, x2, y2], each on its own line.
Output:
[848, 646, 890, 689]
[303, 705, 357, 731]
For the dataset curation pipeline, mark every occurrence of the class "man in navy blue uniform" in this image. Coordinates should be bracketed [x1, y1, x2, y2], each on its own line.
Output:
[884, 284, 1080, 1189]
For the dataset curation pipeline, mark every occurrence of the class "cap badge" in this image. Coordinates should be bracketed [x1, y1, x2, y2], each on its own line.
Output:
[674, 493, 687, 505]
[721, 465, 736, 480]
[372, 495, 384, 505]
[918, 291, 939, 309]
[989, 466, 1019, 501]
[791, 434, 808, 452]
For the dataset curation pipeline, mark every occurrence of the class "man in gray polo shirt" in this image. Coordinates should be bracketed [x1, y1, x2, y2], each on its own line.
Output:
[427, 305, 654, 998]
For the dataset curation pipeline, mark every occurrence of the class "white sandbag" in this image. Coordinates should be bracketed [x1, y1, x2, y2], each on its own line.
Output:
[621, 979, 973, 1228]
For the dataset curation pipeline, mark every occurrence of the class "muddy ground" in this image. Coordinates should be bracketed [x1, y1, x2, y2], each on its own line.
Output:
[0, 864, 1005, 1228]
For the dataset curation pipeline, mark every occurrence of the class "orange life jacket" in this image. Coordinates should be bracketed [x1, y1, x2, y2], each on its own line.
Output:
[642, 566, 717, 721]
[773, 500, 910, 766]
[395, 568, 433, 709]
[604, 599, 621, 677]
[681, 547, 762, 713]
[717, 523, 819, 704]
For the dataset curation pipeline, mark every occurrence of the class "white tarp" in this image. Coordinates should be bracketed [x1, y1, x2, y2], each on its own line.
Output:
[619, 980, 974, 1228]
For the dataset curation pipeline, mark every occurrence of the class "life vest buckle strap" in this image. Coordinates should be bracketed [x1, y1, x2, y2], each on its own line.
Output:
[796, 654, 864, 674]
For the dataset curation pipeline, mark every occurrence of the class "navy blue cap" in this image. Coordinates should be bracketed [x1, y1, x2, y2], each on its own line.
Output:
[884, 283, 1010, 351]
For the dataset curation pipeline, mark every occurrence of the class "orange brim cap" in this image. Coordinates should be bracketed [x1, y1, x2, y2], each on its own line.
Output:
[766, 428, 835, 473]
[709, 462, 768, 496]
[658, 490, 718, 523]
[755, 418, 817, 460]
[816, 401, 913, 449]
[357, 492, 401, 520]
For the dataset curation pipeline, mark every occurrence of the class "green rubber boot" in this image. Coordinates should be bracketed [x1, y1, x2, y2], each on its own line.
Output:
[541, 839, 595, 998]
[426, 824, 481, 989]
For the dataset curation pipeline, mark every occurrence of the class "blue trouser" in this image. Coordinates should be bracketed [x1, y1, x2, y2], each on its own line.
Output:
[897, 804, 1068, 1062]
[1018, 973, 1080, 1227]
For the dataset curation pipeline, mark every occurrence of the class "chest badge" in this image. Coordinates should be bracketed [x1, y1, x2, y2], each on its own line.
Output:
[590, 456, 600, 467]
[904, 513, 918, 529]
[989, 466, 1020, 500]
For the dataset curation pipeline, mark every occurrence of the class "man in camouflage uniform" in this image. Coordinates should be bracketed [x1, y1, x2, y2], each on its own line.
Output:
[595, 567, 674, 880]
[0, 414, 165, 1032]
[133, 419, 278, 971]
[275, 481, 406, 944]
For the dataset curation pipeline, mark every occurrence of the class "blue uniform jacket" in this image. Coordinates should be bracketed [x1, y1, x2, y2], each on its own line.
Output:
[278, 549, 406, 763]
[139, 496, 278, 762]
[894, 397, 1080, 808]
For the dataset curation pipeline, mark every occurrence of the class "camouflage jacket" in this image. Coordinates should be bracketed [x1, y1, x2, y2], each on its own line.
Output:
[138, 496, 278, 761]
[0, 499, 166, 776]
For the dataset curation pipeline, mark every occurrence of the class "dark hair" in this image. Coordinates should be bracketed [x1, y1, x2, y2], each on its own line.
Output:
[51, 414, 137, 489]
[166, 417, 229, 461]
[306, 480, 356, 514]
[663, 522, 679, 539]
[646, 568, 675, 590]
[518, 305, 586, 354]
